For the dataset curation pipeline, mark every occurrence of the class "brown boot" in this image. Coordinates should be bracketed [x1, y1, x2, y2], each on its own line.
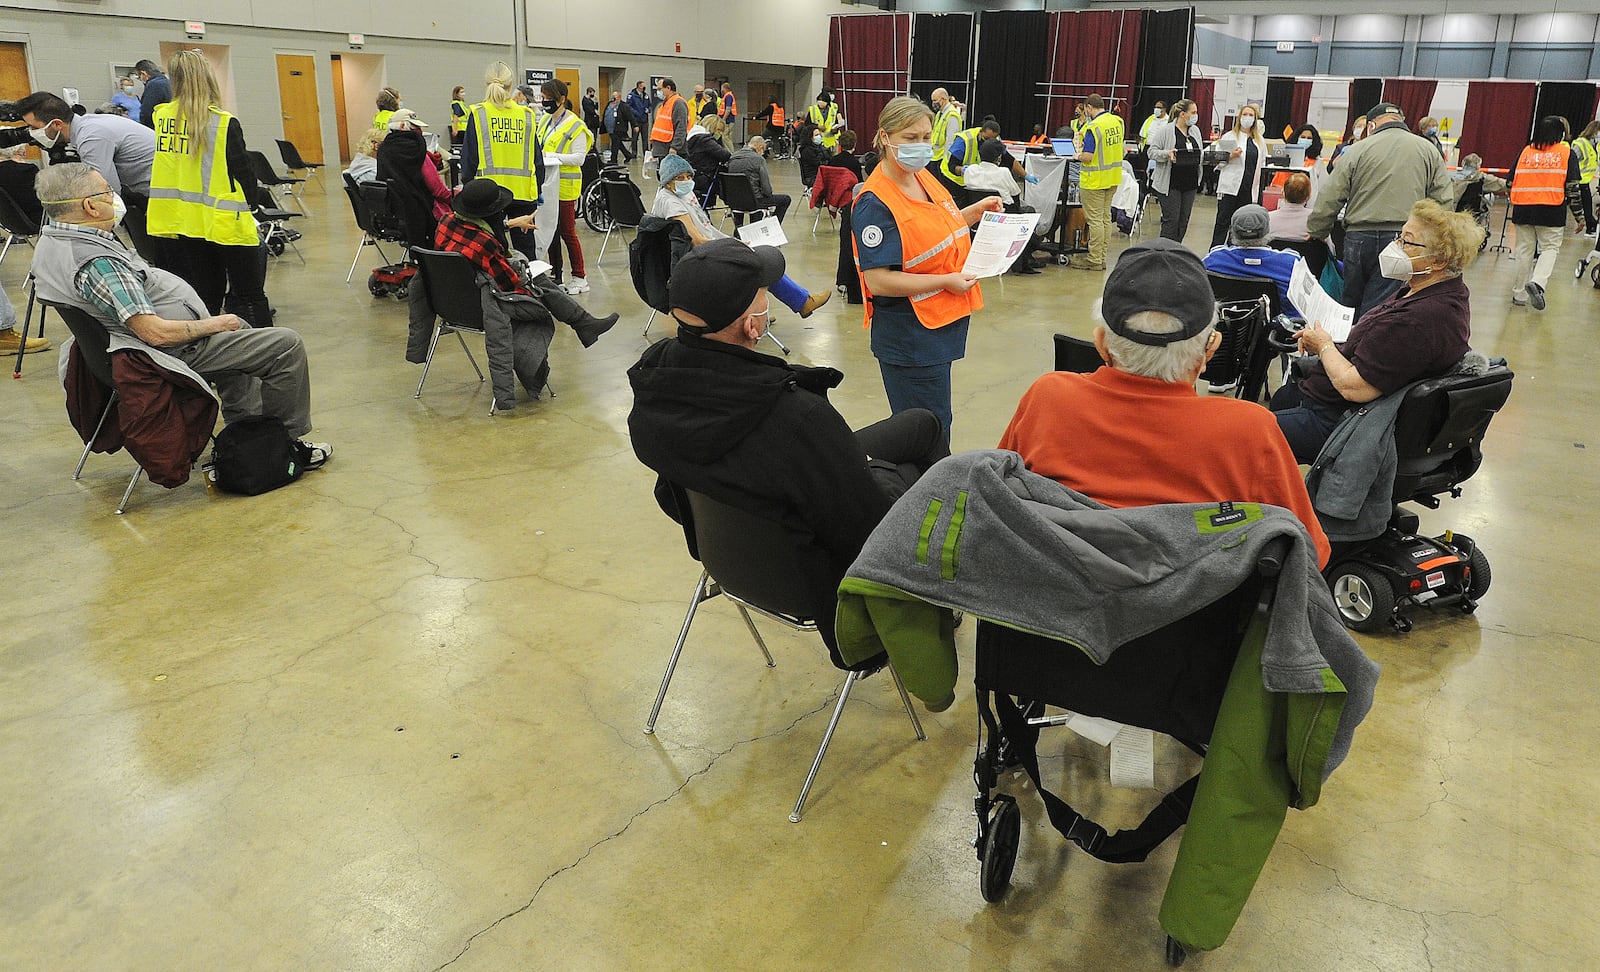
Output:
[800, 290, 832, 319]
[0, 328, 51, 354]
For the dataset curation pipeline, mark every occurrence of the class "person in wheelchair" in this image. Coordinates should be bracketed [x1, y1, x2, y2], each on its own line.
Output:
[1000, 237, 1330, 567]
[627, 238, 949, 613]
[1270, 200, 1481, 464]
[1203, 204, 1304, 314]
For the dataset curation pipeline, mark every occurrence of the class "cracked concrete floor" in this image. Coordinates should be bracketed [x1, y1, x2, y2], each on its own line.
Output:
[3, 166, 1598, 971]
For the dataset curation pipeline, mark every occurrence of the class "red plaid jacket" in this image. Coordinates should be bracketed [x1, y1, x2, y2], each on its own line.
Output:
[434, 213, 529, 296]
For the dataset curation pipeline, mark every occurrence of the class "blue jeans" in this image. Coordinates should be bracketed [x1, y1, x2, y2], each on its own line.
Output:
[769, 273, 810, 314]
[1270, 383, 1346, 464]
[878, 361, 954, 446]
[1340, 229, 1403, 324]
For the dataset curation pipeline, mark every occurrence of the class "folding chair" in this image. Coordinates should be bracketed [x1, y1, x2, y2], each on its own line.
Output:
[646, 484, 925, 822]
[342, 175, 407, 283]
[246, 150, 307, 214]
[48, 302, 146, 514]
[597, 171, 646, 263]
[0, 187, 39, 267]
[275, 138, 324, 188]
[9, 272, 50, 380]
[409, 247, 492, 414]
[717, 171, 772, 230]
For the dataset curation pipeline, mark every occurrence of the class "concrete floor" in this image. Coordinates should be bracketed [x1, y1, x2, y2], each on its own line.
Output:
[3, 161, 1598, 971]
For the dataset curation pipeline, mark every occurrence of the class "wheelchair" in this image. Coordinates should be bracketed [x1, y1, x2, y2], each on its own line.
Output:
[1304, 360, 1516, 633]
[582, 163, 631, 233]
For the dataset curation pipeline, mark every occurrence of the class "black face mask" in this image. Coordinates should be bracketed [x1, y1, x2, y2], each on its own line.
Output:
[543, 101, 559, 114]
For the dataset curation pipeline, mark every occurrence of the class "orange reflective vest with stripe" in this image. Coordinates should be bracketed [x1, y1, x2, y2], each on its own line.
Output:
[1509, 142, 1571, 207]
[652, 94, 684, 145]
[718, 92, 737, 119]
[770, 105, 786, 127]
[853, 165, 982, 331]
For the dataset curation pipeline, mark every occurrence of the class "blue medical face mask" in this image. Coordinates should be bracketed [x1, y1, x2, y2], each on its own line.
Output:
[672, 179, 694, 197]
[891, 140, 933, 170]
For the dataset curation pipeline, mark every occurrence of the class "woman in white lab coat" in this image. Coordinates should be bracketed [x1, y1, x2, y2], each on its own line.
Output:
[1207, 103, 1267, 248]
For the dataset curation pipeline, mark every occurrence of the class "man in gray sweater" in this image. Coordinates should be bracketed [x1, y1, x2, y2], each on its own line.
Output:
[725, 136, 790, 225]
[1308, 101, 1452, 322]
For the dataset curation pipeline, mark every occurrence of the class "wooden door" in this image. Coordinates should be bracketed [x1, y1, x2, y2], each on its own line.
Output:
[275, 54, 324, 164]
[556, 68, 581, 114]
[330, 54, 350, 163]
[0, 42, 36, 161]
[747, 81, 784, 142]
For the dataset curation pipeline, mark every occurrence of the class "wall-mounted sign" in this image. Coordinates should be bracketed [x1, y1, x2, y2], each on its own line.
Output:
[348, 34, 364, 47]
[525, 68, 554, 88]
[1225, 64, 1268, 110]
[1276, 41, 1295, 53]
[184, 20, 205, 37]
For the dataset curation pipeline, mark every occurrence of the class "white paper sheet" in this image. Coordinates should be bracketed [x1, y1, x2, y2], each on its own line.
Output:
[961, 211, 1041, 278]
[1109, 726, 1156, 789]
[736, 216, 789, 248]
[1024, 155, 1068, 234]
[1287, 256, 1354, 340]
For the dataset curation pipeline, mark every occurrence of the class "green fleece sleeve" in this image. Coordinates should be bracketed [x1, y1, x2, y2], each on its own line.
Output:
[836, 580, 958, 712]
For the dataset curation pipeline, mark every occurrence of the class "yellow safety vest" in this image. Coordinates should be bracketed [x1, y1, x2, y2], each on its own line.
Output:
[1575, 137, 1598, 184]
[472, 101, 539, 201]
[540, 108, 588, 203]
[931, 104, 963, 162]
[939, 127, 983, 187]
[1078, 110, 1126, 191]
[373, 109, 394, 131]
[451, 100, 468, 135]
[808, 103, 840, 150]
[147, 104, 258, 247]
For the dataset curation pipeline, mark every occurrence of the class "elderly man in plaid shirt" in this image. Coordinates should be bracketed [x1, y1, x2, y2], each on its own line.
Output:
[435, 179, 619, 349]
[30, 162, 331, 465]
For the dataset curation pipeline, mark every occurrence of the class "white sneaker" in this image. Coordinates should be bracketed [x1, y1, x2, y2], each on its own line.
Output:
[562, 277, 590, 295]
[300, 441, 333, 469]
[1206, 380, 1238, 395]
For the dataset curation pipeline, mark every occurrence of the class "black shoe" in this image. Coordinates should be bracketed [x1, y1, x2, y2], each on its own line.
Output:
[573, 313, 619, 348]
[1010, 262, 1041, 275]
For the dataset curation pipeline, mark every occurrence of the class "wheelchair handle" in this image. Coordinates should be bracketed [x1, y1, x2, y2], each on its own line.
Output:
[1255, 536, 1293, 578]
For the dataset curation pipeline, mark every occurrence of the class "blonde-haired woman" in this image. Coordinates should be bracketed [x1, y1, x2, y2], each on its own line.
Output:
[1208, 103, 1267, 247]
[343, 127, 386, 183]
[461, 61, 545, 258]
[1271, 199, 1482, 462]
[850, 95, 1001, 444]
[146, 49, 268, 322]
[373, 87, 401, 131]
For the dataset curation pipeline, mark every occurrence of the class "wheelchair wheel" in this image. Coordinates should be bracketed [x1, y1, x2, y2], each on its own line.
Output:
[368, 277, 388, 298]
[978, 796, 1021, 903]
[1166, 936, 1188, 967]
[1591, 261, 1600, 289]
[582, 181, 613, 233]
[267, 238, 285, 256]
[1330, 563, 1395, 633]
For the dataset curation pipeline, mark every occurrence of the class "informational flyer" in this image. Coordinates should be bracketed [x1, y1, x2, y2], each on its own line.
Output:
[736, 216, 789, 248]
[1287, 257, 1354, 340]
[961, 211, 1041, 278]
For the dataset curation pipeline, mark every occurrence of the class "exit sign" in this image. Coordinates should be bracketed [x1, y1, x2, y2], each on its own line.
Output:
[1276, 40, 1295, 53]
[184, 21, 205, 35]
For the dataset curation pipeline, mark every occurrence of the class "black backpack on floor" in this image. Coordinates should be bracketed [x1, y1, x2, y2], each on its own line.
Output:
[210, 416, 313, 495]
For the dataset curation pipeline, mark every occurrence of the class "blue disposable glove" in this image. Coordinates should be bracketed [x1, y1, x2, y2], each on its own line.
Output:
[1025, 174, 1040, 184]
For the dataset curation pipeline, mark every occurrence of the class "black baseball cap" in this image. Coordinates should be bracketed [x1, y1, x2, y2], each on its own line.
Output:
[669, 238, 786, 332]
[1101, 238, 1215, 346]
[1366, 101, 1404, 121]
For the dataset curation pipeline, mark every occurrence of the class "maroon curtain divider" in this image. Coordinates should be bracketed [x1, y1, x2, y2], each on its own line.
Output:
[1190, 77, 1216, 139]
[1381, 79, 1439, 129]
[1043, 10, 1142, 134]
[1460, 81, 1538, 171]
[1289, 81, 1314, 131]
[826, 14, 911, 140]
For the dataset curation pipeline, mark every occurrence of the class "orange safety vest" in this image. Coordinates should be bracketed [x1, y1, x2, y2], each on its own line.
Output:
[651, 94, 684, 145]
[770, 105, 786, 127]
[720, 92, 737, 118]
[1509, 142, 1571, 206]
[1027, 134, 1047, 146]
[853, 165, 982, 330]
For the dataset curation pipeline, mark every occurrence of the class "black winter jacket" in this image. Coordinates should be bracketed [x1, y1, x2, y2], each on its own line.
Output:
[627, 332, 894, 593]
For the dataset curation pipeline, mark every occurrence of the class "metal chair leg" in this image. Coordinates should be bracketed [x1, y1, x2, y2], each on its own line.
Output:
[0, 232, 12, 266]
[887, 663, 926, 741]
[645, 570, 714, 734]
[454, 329, 486, 382]
[643, 308, 657, 336]
[761, 323, 790, 355]
[115, 466, 143, 515]
[791, 670, 859, 823]
[13, 277, 42, 379]
[733, 604, 777, 667]
[346, 239, 367, 284]
[415, 324, 444, 398]
[598, 226, 612, 263]
[75, 392, 118, 479]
